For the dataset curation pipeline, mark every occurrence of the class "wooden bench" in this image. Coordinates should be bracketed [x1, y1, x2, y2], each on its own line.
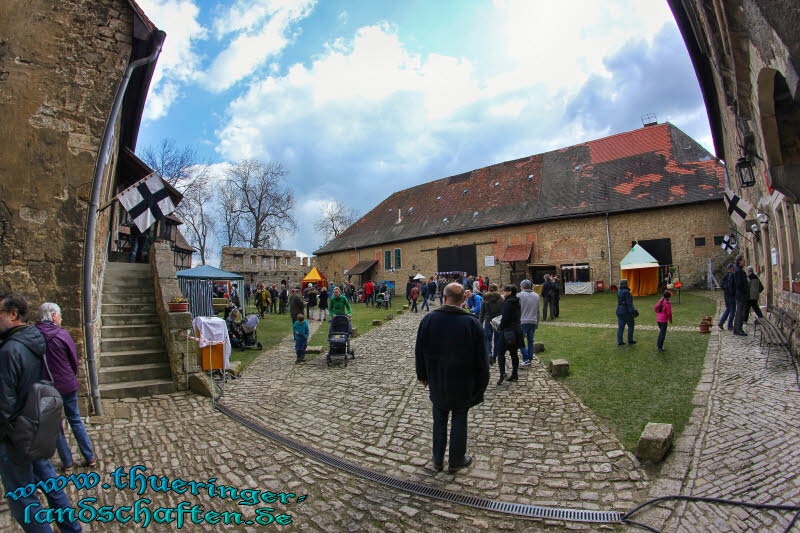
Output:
[755, 306, 796, 366]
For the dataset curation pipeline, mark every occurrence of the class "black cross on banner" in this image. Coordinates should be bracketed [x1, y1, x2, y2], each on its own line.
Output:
[723, 189, 752, 226]
[721, 234, 737, 254]
[118, 174, 175, 233]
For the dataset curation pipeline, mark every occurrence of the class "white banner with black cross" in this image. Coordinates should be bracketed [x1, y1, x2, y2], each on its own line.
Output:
[721, 234, 737, 254]
[723, 188, 752, 227]
[118, 174, 176, 233]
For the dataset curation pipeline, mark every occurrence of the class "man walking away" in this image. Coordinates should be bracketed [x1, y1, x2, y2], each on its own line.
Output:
[410, 284, 420, 312]
[420, 282, 430, 311]
[415, 283, 489, 473]
[541, 275, 553, 321]
[437, 277, 446, 306]
[269, 284, 278, 314]
[745, 266, 765, 322]
[279, 284, 289, 314]
[428, 278, 437, 305]
[478, 284, 503, 366]
[732, 255, 749, 336]
[717, 263, 735, 330]
[35, 303, 96, 471]
[289, 288, 305, 325]
[517, 280, 540, 366]
[0, 293, 83, 533]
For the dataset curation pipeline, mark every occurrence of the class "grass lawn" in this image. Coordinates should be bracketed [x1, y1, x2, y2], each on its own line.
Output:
[229, 307, 294, 368]
[556, 290, 716, 327]
[535, 326, 709, 450]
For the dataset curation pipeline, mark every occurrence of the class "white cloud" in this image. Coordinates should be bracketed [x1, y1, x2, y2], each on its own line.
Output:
[137, 0, 207, 120]
[203, 0, 316, 92]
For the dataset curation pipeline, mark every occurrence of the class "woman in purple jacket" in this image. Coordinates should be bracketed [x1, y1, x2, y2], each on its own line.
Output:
[35, 303, 96, 470]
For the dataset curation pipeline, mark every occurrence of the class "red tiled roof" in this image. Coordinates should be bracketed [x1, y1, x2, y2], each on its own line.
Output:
[501, 244, 531, 262]
[315, 123, 724, 255]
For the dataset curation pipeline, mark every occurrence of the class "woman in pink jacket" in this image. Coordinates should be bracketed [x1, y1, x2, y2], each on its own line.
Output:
[655, 291, 673, 352]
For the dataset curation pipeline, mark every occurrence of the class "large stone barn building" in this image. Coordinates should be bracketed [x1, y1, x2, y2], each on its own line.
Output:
[315, 123, 730, 290]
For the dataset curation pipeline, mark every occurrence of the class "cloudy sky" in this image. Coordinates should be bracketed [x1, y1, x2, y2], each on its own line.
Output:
[135, 0, 712, 262]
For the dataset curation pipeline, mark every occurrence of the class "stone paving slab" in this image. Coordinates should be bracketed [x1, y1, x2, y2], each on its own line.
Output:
[636, 296, 800, 532]
[223, 309, 651, 517]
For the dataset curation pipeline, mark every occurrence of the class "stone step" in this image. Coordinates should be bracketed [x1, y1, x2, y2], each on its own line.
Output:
[101, 324, 162, 339]
[98, 363, 172, 384]
[99, 349, 166, 366]
[99, 379, 174, 399]
[104, 269, 153, 280]
[102, 313, 160, 326]
[103, 278, 154, 291]
[101, 303, 156, 315]
[102, 293, 155, 304]
[101, 335, 164, 353]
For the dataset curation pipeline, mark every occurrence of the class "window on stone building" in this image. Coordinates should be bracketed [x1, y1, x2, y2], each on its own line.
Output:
[394, 248, 402, 270]
[273, 257, 279, 269]
[384, 250, 392, 270]
[261, 256, 268, 266]
[713, 236, 724, 246]
[694, 237, 706, 247]
[284, 258, 290, 266]
[250, 256, 256, 265]
[234, 254, 243, 262]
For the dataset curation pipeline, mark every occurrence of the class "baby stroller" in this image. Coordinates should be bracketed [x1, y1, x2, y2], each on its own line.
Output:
[375, 292, 388, 309]
[327, 314, 355, 367]
[239, 314, 263, 350]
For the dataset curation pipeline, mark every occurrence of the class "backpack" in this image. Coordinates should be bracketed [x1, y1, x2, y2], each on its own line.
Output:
[9, 351, 63, 460]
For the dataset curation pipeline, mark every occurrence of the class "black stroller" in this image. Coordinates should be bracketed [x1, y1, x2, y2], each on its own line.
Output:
[327, 314, 355, 367]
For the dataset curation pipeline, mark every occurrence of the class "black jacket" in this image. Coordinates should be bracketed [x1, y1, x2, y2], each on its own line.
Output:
[289, 294, 305, 317]
[479, 292, 503, 324]
[541, 280, 554, 299]
[415, 306, 489, 410]
[499, 295, 522, 347]
[732, 266, 748, 300]
[0, 325, 46, 440]
[318, 291, 329, 309]
[721, 272, 735, 297]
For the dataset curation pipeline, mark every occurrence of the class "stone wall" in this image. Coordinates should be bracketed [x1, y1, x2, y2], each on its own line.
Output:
[150, 243, 195, 390]
[0, 0, 136, 411]
[315, 202, 730, 290]
[221, 246, 308, 288]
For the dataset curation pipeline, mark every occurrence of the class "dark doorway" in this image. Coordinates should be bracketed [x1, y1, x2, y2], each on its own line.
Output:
[529, 265, 557, 284]
[437, 245, 477, 275]
[632, 239, 672, 265]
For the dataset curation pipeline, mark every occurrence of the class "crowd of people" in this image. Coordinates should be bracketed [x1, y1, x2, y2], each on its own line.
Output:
[717, 254, 765, 335]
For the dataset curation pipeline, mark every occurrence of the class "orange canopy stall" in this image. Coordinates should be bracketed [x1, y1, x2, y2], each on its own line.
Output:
[620, 244, 660, 296]
[301, 267, 327, 290]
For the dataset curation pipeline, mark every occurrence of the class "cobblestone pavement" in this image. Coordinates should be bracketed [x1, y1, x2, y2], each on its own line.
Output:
[636, 300, 800, 532]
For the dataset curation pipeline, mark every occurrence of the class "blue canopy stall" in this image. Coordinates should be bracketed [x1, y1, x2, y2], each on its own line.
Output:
[176, 264, 244, 317]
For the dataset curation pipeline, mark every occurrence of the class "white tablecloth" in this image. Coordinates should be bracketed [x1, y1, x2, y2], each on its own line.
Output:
[565, 282, 594, 295]
[192, 316, 231, 369]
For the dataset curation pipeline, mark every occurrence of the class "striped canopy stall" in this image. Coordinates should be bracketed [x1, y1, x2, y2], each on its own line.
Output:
[176, 264, 244, 318]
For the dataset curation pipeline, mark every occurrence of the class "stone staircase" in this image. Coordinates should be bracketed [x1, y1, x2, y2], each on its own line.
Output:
[99, 262, 174, 398]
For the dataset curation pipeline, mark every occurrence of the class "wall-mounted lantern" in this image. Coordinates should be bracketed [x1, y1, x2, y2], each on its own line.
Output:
[736, 156, 756, 188]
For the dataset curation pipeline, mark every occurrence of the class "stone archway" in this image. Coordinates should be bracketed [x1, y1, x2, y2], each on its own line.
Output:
[757, 68, 800, 202]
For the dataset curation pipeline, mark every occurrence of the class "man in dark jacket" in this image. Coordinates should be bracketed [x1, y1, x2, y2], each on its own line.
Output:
[415, 283, 489, 473]
[289, 289, 306, 324]
[35, 302, 96, 471]
[732, 255, 749, 336]
[541, 275, 554, 320]
[279, 284, 289, 314]
[717, 263, 736, 330]
[269, 285, 279, 313]
[0, 293, 82, 532]
[405, 278, 414, 305]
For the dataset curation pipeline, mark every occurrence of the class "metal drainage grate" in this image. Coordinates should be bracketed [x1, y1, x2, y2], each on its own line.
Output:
[216, 402, 623, 524]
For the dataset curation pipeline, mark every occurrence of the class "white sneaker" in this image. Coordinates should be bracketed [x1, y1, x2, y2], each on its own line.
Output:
[521, 360, 531, 367]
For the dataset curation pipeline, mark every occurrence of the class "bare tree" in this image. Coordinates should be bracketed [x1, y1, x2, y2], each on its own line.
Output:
[141, 137, 203, 189]
[314, 200, 359, 244]
[225, 160, 296, 248]
[179, 177, 215, 264]
[217, 179, 246, 247]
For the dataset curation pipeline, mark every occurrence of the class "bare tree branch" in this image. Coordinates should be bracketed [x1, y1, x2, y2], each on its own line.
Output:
[177, 176, 215, 264]
[216, 179, 246, 247]
[224, 160, 297, 249]
[141, 137, 203, 189]
[314, 200, 359, 244]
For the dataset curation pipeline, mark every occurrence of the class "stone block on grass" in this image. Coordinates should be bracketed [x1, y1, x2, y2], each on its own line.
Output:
[305, 346, 323, 354]
[188, 373, 216, 398]
[533, 342, 545, 353]
[385, 314, 394, 320]
[403, 305, 409, 310]
[228, 360, 243, 376]
[548, 359, 569, 377]
[372, 319, 383, 326]
[351, 327, 358, 338]
[635, 423, 674, 463]
[396, 309, 404, 315]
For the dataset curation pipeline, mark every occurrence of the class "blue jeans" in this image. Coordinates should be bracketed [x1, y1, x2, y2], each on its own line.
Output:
[431, 406, 468, 467]
[0, 443, 82, 532]
[55, 391, 95, 467]
[438, 292, 443, 305]
[295, 337, 307, 359]
[617, 313, 635, 344]
[520, 323, 537, 362]
[718, 294, 735, 328]
[483, 321, 496, 358]
[421, 297, 430, 311]
[657, 322, 668, 350]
